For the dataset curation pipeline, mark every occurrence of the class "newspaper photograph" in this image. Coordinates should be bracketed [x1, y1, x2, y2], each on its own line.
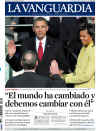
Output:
[3, 0, 96, 131]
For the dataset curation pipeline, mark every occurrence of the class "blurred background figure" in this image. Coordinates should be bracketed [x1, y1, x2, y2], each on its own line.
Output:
[50, 23, 95, 88]
[5, 17, 95, 85]
[49, 17, 88, 72]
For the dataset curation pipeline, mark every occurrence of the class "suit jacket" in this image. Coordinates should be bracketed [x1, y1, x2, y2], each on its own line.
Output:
[6, 72, 66, 88]
[49, 17, 80, 42]
[62, 41, 95, 88]
[49, 17, 87, 42]
[6, 36, 69, 76]
[48, 17, 83, 71]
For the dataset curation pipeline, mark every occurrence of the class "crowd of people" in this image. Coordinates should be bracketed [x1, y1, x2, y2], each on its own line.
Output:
[5, 17, 95, 88]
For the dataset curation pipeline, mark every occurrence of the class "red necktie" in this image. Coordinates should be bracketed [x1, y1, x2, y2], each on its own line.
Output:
[38, 41, 43, 61]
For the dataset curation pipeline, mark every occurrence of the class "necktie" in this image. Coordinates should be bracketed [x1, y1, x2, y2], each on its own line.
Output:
[38, 41, 43, 61]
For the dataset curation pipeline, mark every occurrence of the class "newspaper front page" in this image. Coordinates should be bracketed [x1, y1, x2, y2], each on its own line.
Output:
[3, 0, 96, 131]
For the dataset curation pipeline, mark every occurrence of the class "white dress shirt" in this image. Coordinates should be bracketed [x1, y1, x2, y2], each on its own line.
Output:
[36, 36, 46, 53]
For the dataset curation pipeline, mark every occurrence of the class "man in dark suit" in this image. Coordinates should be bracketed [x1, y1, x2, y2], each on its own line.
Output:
[6, 50, 66, 88]
[6, 17, 69, 76]
[48, 17, 87, 71]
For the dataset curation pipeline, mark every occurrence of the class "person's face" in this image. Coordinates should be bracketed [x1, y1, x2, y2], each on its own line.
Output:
[33, 20, 48, 40]
[80, 30, 92, 46]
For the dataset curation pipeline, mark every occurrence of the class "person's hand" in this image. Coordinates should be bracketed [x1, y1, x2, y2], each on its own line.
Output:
[50, 60, 60, 75]
[8, 40, 16, 57]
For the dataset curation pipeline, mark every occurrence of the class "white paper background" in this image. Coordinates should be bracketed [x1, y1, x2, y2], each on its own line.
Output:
[0, 0, 99, 131]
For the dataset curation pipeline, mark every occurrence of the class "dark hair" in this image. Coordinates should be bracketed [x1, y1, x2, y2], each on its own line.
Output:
[21, 50, 38, 70]
[79, 23, 95, 42]
[33, 17, 48, 26]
